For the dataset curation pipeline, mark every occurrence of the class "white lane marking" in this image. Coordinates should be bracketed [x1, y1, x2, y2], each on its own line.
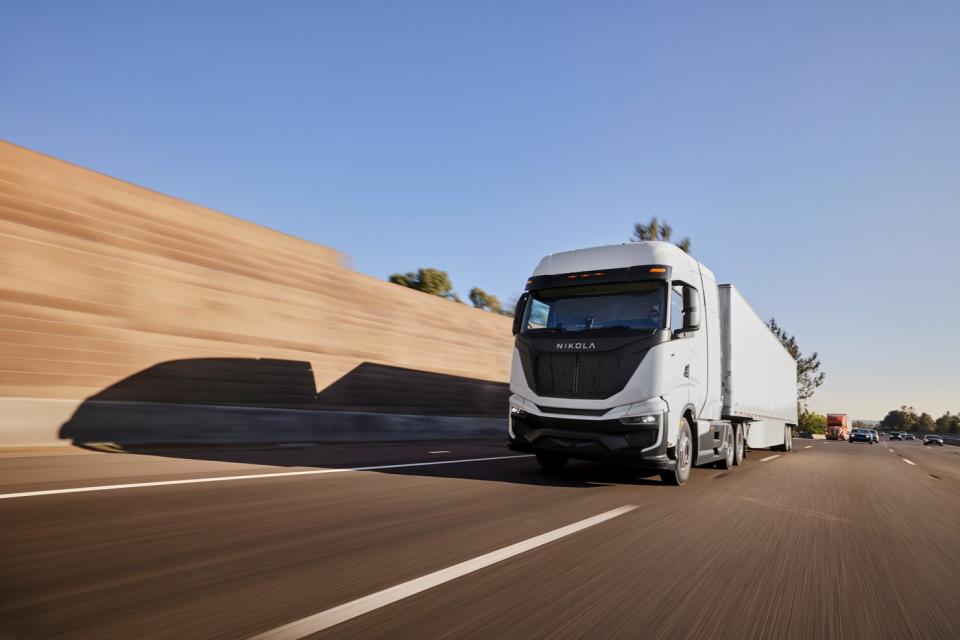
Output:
[804, 445, 813, 449]
[903, 459, 916, 466]
[428, 450, 451, 454]
[0, 455, 534, 500]
[759, 454, 781, 462]
[247, 505, 638, 640]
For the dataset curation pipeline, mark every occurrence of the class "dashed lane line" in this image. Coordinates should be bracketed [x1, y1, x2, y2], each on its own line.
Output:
[903, 459, 917, 466]
[759, 454, 781, 462]
[247, 505, 639, 640]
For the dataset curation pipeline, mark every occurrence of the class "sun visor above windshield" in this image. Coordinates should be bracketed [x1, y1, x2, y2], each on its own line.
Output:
[525, 265, 672, 291]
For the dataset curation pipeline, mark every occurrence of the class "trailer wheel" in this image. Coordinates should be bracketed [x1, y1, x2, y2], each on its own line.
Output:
[774, 425, 793, 452]
[661, 419, 692, 486]
[535, 451, 568, 472]
[733, 425, 745, 466]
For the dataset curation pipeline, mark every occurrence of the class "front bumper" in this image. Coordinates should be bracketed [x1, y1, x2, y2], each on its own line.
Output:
[507, 411, 674, 470]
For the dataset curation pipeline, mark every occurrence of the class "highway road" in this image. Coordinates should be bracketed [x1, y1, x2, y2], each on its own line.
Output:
[2, 437, 958, 640]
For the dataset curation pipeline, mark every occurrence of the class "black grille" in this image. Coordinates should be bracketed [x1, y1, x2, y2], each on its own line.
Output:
[531, 347, 627, 399]
[535, 405, 610, 416]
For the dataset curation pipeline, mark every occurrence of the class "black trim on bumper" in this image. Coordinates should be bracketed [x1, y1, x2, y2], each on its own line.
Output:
[509, 412, 673, 469]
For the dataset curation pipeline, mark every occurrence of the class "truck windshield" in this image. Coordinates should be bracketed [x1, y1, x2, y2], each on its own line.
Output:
[522, 281, 665, 333]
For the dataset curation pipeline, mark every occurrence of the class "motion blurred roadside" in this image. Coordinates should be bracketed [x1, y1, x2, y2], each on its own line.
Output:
[0, 142, 510, 450]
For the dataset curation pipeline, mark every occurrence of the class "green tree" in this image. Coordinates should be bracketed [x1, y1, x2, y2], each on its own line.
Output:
[766, 318, 825, 410]
[799, 410, 826, 434]
[388, 268, 461, 302]
[630, 216, 692, 254]
[933, 411, 960, 433]
[917, 412, 936, 433]
[468, 287, 503, 314]
[933, 411, 953, 433]
[879, 406, 918, 431]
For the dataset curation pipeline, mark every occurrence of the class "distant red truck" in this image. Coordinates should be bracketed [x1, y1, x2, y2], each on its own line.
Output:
[826, 414, 849, 440]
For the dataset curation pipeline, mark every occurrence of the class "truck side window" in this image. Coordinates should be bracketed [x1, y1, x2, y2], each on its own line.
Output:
[526, 298, 549, 330]
[670, 286, 684, 333]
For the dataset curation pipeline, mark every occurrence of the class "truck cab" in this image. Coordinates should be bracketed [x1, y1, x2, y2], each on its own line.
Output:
[508, 242, 725, 484]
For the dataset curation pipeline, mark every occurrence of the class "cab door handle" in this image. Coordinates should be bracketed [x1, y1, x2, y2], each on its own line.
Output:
[683, 365, 690, 378]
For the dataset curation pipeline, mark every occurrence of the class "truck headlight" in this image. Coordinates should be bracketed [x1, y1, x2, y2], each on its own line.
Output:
[510, 406, 527, 418]
[620, 413, 659, 426]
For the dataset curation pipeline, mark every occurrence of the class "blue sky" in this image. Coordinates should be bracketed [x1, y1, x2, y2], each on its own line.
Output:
[3, 1, 958, 418]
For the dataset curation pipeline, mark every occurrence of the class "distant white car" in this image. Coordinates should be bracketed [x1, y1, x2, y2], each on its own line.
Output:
[923, 435, 944, 447]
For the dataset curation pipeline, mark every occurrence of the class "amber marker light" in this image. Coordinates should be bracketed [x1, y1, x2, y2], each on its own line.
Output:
[649, 267, 666, 273]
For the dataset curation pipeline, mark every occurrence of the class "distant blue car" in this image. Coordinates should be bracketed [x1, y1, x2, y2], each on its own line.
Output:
[849, 429, 874, 444]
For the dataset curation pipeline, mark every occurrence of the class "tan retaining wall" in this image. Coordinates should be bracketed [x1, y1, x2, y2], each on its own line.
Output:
[0, 141, 514, 445]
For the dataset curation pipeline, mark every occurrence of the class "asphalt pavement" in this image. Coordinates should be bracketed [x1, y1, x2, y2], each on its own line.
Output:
[1, 437, 958, 640]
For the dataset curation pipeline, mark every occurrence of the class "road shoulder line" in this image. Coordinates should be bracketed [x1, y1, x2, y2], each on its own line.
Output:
[0, 455, 534, 500]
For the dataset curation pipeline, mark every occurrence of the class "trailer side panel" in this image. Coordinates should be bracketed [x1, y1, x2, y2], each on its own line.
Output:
[719, 285, 798, 423]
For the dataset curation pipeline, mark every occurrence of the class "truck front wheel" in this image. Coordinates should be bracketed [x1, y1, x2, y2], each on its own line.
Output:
[535, 451, 568, 472]
[661, 419, 692, 486]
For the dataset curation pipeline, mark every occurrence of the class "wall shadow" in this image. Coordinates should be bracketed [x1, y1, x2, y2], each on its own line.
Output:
[59, 358, 508, 415]
[56, 358, 653, 487]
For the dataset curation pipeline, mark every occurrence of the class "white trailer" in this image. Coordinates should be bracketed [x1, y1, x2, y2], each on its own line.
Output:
[719, 285, 798, 450]
[507, 241, 799, 485]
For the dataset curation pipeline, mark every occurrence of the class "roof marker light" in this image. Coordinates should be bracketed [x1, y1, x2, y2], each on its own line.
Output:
[649, 267, 666, 273]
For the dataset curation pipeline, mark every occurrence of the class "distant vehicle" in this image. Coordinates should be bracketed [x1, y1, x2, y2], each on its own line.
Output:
[507, 241, 798, 486]
[849, 428, 874, 444]
[869, 430, 879, 443]
[923, 435, 944, 447]
[890, 432, 903, 440]
[905, 433, 916, 440]
[826, 414, 850, 441]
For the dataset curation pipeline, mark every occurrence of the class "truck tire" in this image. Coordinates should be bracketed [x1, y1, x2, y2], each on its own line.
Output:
[733, 425, 745, 466]
[661, 419, 692, 486]
[774, 425, 793, 452]
[718, 425, 735, 470]
[535, 451, 568, 472]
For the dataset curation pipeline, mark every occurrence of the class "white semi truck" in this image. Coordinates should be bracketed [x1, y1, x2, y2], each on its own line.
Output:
[508, 241, 797, 485]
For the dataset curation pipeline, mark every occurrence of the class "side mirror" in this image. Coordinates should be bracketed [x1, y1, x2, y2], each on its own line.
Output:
[512, 293, 529, 335]
[683, 286, 700, 331]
